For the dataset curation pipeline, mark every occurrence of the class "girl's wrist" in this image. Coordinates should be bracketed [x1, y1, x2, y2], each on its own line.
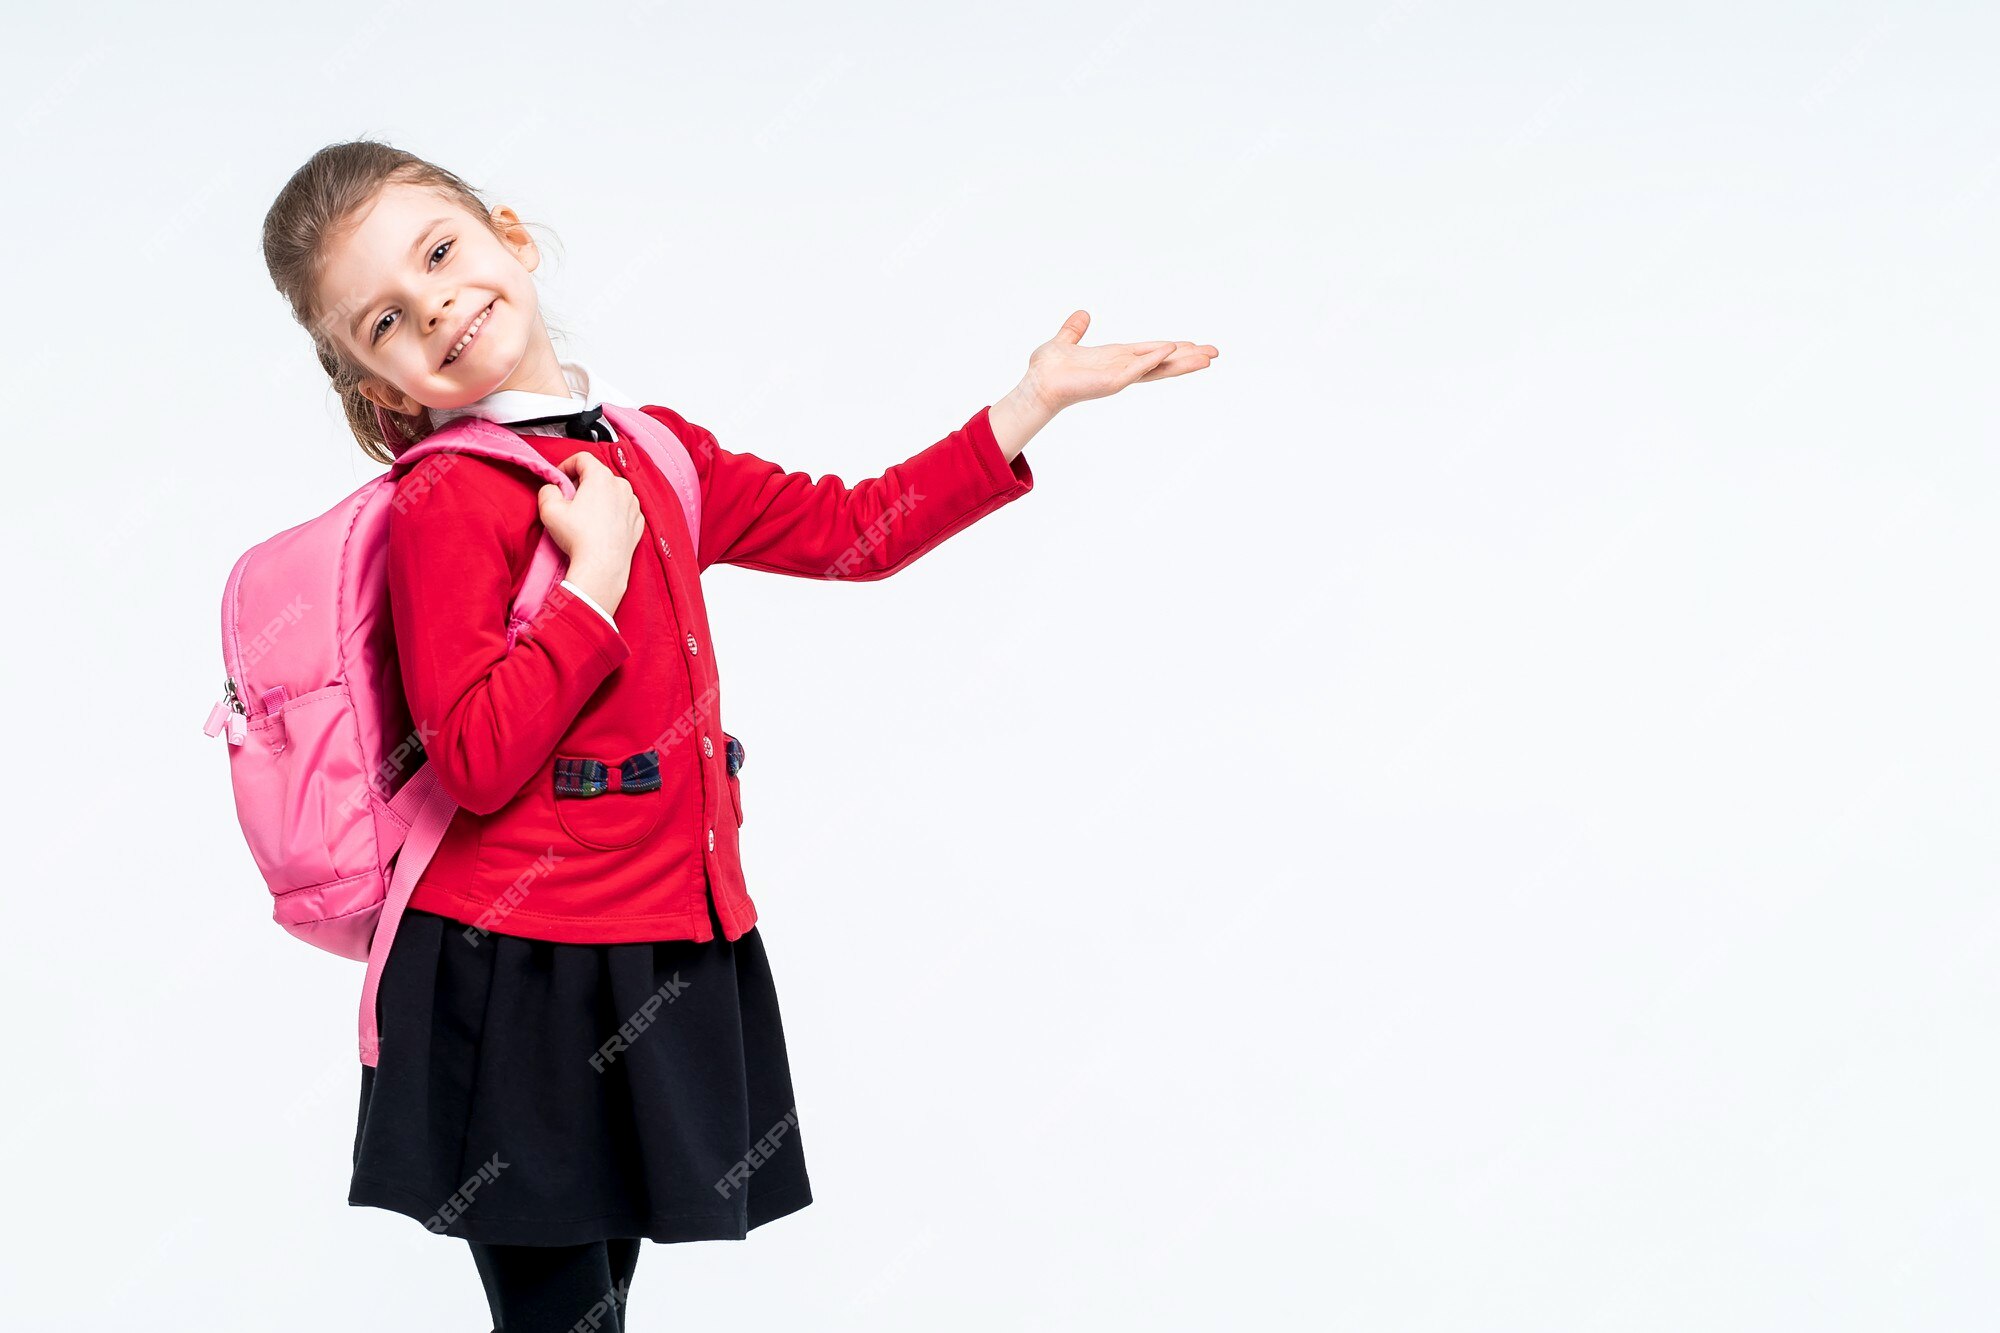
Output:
[989, 377, 1058, 463]
[563, 561, 628, 618]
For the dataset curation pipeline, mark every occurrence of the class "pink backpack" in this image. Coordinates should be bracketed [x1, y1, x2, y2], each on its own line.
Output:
[202, 403, 701, 1065]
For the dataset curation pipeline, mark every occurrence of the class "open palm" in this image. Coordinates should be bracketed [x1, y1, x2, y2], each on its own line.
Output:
[1024, 310, 1219, 412]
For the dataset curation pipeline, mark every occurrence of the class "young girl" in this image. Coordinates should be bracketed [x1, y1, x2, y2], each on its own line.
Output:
[260, 139, 1215, 1332]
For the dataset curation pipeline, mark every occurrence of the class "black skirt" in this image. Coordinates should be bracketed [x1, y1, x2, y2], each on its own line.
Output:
[349, 896, 812, 1246]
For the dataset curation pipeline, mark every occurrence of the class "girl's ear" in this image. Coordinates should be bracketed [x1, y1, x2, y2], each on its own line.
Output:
[359, 375, 423, 418]
[490, 204, 540, 273]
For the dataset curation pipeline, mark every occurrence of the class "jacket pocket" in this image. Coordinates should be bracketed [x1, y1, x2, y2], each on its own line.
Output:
[552, 748, 665, 851]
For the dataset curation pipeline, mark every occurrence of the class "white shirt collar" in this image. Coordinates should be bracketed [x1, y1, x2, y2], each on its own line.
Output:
[425, 360, 640, 432]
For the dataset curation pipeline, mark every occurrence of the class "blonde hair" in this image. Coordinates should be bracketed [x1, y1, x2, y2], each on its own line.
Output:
[261, 138, 563, 464]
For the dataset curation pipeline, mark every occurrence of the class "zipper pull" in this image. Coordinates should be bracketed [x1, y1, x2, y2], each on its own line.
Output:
[209, 676, 249, 745]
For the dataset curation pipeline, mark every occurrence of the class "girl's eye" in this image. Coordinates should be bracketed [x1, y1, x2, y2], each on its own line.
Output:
[368, 240, 455, 344]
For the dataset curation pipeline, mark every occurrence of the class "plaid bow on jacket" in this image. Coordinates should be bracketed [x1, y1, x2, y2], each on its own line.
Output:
[553, 749, 662, 797]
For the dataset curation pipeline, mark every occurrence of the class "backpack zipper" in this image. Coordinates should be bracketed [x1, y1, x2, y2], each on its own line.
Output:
[205, 674, 248, 744]
[205, 547, 256, 745]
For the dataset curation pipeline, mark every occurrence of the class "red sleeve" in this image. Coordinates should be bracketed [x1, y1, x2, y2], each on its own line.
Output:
[645, 403, 1034, 579]
[386, 456, 632, 816]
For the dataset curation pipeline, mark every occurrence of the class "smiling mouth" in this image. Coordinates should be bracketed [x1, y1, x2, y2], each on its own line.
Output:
[442, 301, 495, 367]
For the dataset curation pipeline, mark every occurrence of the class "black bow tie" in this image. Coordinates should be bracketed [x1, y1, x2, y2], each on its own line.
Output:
[513, 403, 613, 443]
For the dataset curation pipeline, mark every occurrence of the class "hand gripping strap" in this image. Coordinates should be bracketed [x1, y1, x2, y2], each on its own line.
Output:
[357, 763, 459, 1065]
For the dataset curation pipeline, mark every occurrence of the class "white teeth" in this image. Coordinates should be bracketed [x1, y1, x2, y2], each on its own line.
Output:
[444, 304, 490, 363]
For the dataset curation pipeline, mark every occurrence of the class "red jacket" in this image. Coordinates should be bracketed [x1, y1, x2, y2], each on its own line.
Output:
[386, 402, 1034, 943]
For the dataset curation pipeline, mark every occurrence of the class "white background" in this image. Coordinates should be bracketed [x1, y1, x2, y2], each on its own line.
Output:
[3, 2, 1996, 1328]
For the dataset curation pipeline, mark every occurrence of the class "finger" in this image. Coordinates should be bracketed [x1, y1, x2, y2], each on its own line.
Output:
[1135, 344, 1207, 374]
[1054, 309, 1090, 345]
[1122, 344, 1180, 382]
[1137, 343, 1218, 370]
[1136, 350, 1216, 382]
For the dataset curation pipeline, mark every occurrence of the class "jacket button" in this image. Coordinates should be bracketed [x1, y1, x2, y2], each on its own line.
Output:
[686, 633, 698, 655]
[707, 827, 716, 852]
[702, 736, 713, 757]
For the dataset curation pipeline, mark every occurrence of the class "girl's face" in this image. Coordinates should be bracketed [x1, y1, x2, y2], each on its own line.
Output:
[315, 180, 561, 417]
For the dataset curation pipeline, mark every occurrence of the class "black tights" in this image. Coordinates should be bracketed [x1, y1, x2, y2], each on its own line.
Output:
[467, 1237, 642, 1333]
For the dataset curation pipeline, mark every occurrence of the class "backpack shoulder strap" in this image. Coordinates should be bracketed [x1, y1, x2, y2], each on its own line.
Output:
[388, 417, 576, 634]
[390, 416, 576, 496]
[599, 403, 702, 550]
[358, 762, 457, 1065]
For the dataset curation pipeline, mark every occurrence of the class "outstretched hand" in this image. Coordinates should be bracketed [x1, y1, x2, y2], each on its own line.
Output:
[1023, 309, 1218, 413]
[985, 309, 1219, 462]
